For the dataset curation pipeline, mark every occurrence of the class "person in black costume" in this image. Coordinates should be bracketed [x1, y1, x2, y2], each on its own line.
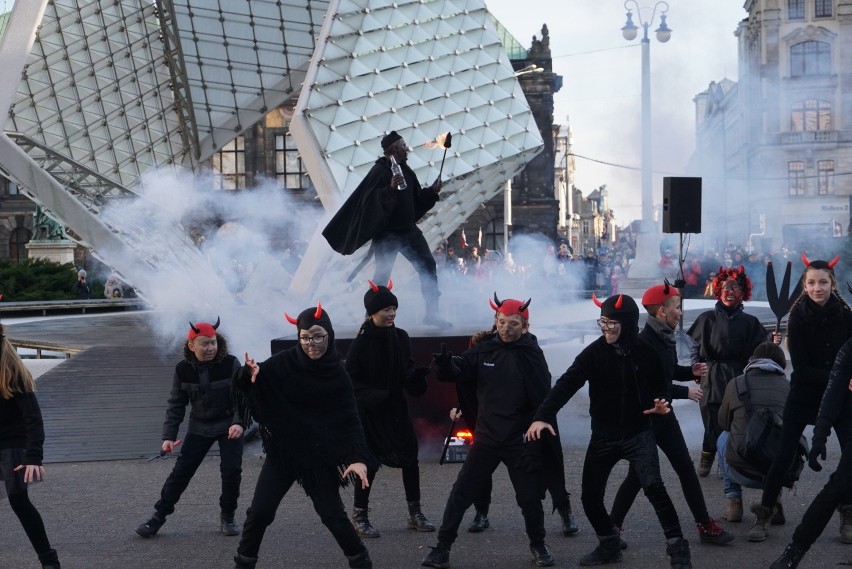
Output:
[769, 335, 852, 568]
[233, 304, 375, 569]
[346, 280, 435, 538]
[527, 293, 693, 569]
[422, 295, 556, 568]
[450, 326, 579, 537]
[0, 324, 60, 569]
[322, 131, 449, 327]
[610, 282, 733, 546]
[687, 266, 773, 482]
[135, 318, 246, 539]
[753, 254, 852, 543]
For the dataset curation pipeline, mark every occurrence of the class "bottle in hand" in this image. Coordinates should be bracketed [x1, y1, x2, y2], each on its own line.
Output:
[390, 155, 407, 190]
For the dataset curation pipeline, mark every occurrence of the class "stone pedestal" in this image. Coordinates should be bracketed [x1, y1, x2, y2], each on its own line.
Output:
[26, 240, 77, 264]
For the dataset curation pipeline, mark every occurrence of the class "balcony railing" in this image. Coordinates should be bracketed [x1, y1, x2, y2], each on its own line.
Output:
[781, 130, 838, 144]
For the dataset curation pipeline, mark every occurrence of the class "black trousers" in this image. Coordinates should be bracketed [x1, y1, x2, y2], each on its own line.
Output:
[761, 415, 850, 510]
[237, 459, 365, 560]
[791, 435, 852, 548]
[8, 491, 51, 555]
[611, 413, 710, 527]
[155, 431, 243, 517]
[582, 430, 683, 540]
[353, 461, 421, 508]
[373, 227, 439, 306]
[700, 402, 722, 454]
[436, 441, 545, 549]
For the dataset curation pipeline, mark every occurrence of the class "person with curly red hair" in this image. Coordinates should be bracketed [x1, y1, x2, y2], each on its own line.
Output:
[687, 266, 774, 506]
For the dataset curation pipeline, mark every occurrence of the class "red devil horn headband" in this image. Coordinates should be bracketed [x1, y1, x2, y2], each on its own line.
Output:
[615, 295, 623, 309]
[520, 298, 531, 312]
[213, 316, 220, 330]
[189, 321, 200, 334]
[314, 301, 323, 319]
[368, 279, 394, 292]
[284, 312, 299, 325]
[802, 252, 811, 267]
[493, 292, 503, 307]
[592, 292, 603, 307]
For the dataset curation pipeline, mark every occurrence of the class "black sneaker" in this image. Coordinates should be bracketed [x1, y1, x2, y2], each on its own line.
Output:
[221, 515, 241, 536]
[135, 513, 165, 538]
[468, 512, 490, 533]
[579, 534, 623, 566]
[530, 542, 555, 567]
[421, 546, 450, 569]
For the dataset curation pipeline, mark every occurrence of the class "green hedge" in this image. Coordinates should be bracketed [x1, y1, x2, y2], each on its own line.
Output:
[0, 259, 79, 301]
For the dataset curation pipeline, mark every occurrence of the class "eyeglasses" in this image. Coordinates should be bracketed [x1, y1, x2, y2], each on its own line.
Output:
[596, 319, 620, 331]
[298, 334, 328, 345]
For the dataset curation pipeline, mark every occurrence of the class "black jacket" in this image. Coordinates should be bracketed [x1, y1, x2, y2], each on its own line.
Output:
[687, 303, 768, 406]
[639, 321, 696, 402]
[345, 322, 426, 468]
[0, 392, 45, 465]
[438, 332, 551, 447]
[322, 157, 439, 255]
[535, 335, 667, 440]
[814, 337, 852, 433]
[786, 295, 852, 423]
[162, 340, 242, 441]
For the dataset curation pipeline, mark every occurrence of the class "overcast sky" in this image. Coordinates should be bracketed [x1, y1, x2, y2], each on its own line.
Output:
[484, 0, 748, 226]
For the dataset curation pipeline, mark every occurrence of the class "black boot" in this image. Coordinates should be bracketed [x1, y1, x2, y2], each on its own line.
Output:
[529, 542, 555, 567]
[221, 512, 241, 536]
[38, 548, 60, 569]
[135, 512, 165, 538]
[233, 553, 258, 569]
[579, 532, 623, 566]
[421, 545, 450, 568]
[557, 501, 579, 536]
[468, 509, 489, 533]
[352, 507, 380, 538]
[769, 543, 808, 569]
[407, 501, 436, 532]
[666, 537, 692, 569]
[347, 548, 373, 569]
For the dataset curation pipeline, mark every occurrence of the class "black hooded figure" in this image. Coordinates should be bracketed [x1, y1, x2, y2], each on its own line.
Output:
[527, 294, 693, 569]
[232, 304, 377, 569]
[345, 281, 435, 538]
[322, 131, 450, 328]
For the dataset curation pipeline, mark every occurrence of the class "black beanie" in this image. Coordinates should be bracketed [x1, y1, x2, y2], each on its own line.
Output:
[296, 305, 335, 346]
[364, 285, 398, 316]
[381, 131, 402, 151]
[599, 294, 640, 325]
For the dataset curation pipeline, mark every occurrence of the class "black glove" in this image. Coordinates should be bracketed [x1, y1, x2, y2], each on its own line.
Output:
[405, 366, 430, 397]
[808, 437, 827, 472]
[432, 343, 452, 366]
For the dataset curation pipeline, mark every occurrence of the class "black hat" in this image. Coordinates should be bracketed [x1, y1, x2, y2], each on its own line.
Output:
[595, 293, 639, 325]
[364, 280, 398, 316]
[286, 302, 335, 345]
[381, 131, 402, 151]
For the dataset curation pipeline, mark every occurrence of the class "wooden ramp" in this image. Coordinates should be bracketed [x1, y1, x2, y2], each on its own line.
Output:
[7, 313, 181, 463]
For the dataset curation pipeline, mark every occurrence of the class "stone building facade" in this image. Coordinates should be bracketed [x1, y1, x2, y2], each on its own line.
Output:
[691, 0, 852, 252]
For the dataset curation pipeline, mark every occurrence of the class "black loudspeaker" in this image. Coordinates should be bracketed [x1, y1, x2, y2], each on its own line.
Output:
[662, 177, 702, 234]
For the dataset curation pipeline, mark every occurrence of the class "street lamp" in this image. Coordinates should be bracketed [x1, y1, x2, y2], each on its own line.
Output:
[621, 1, 671, 279]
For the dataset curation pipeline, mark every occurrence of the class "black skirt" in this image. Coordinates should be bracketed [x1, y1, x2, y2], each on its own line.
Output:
[0, 447, 30, 499]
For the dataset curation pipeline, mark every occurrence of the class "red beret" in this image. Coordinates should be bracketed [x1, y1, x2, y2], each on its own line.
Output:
[641, 282, 680, 307]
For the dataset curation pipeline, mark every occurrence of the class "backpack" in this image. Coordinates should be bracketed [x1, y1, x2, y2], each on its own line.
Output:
[734, 374, 807, 487]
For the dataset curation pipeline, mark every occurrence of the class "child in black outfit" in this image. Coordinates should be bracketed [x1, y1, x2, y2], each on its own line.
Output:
[0, 324, 60, 568]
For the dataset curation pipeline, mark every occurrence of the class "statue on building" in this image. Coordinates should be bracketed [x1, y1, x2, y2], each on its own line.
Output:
[540, 24, 550, 55]
[529, 34, 542, 56]
[32, 205, 68, 241]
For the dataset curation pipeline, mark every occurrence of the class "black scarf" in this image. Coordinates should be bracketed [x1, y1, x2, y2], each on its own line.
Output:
[715, 300, 745, 319]
[246, 342, 373, 488]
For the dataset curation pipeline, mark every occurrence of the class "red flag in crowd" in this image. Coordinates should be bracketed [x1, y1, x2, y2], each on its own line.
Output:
[461, 228, 467, 249]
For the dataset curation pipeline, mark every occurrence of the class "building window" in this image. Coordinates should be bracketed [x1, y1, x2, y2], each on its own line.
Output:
[9, 227, 30, 262]
[791, 99, 832, 131]
[788, 161, 805, 196]
[212, 136, 246, 190]
[818, 160, 835, 195]
[789, 0, 805, 19]
[275, 133, 310, 191]
[815, 0, 832, 17]
[791, 41, 831, 76]
[582, 219, 590, 235]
